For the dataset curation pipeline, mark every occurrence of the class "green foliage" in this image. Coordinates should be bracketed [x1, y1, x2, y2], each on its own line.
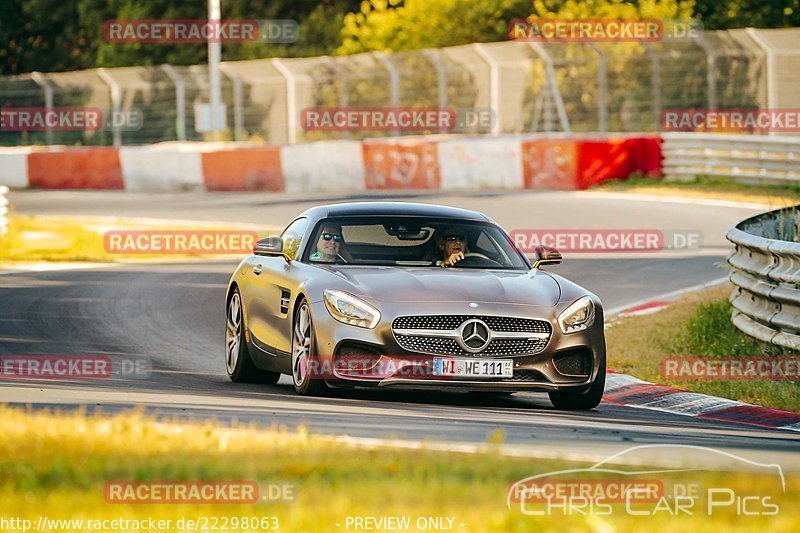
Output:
[338, 0, 696, 55]
[1, 0, 360, 75]
[338, 0, 531, 54]
[696, 0, 800, 29]
[684, 299, 793, 357]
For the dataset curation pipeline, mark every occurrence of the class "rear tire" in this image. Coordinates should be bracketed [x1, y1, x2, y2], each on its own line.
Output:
[548, 359, 605, 410]
[225, 288, 280, 384]
[291, 299, 327, 396]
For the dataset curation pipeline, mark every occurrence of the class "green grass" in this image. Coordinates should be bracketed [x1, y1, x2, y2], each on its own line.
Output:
[0, 407, 797, 532]
[607, 285, 800, 411]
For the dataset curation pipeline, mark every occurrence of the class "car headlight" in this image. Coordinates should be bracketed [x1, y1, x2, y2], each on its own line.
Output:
[558, 296, 595, 334]
[323, 289, 381, 329]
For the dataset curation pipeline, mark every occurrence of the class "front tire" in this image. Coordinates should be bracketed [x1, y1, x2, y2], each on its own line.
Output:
[548, 359, 605, 410]
[225, 288, 280, 384]
[291, 299, 327, 396]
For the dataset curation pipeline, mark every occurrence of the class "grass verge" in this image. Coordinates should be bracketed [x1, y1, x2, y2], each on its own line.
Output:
[606, 284, 800, 411]
[0, 215, 276, 263]
[0, 406, 797, 532]
[595, 175, 800, 208]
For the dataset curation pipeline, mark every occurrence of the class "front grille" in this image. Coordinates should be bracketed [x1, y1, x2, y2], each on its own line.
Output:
[394, 315, 550, 333]
[552, 350, 593, 377]
[392, 315, 551, 357]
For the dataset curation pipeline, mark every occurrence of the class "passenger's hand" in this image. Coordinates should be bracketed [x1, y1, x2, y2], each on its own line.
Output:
[444, 252, 464, 266]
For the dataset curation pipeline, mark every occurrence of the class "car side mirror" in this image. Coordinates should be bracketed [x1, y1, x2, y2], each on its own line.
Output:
[533, 245, 562, 268]
[254, 237, 289, 261]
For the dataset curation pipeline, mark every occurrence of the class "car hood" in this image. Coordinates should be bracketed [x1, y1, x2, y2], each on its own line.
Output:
[322, 266, 561, 306]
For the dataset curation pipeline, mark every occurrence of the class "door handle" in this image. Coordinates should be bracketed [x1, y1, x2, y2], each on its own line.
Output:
[252, 265, 262, 275]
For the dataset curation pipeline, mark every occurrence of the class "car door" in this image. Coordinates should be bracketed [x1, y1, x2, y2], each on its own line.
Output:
[244, 218, 308, 359]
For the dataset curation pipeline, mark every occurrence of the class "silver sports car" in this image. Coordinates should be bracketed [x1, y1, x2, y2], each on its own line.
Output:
[225, 202, 606, 409]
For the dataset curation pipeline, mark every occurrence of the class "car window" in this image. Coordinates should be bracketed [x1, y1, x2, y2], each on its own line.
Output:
[280, 218, 308, 260]
[303, 217, 527, 270]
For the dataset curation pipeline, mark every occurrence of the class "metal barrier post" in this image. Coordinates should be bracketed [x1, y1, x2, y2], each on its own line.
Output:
[373, 52, 400, 137]
[97, 68, 122, 146]
[161, 64, 186, 141]
[586, 43, 608, 133]
[472, 44, 501, 135]
[271, 58, 297, 144]
[219, 64, 244, 141]
[642, 44, 662, 131]
[0, 186, 9, 237]
[30, 72, 54, 144]
[527, 42, 571, 133]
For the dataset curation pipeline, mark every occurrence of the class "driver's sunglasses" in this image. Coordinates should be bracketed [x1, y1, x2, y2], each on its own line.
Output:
[322, 233, 343, 242]
[444, 235, 466, 242]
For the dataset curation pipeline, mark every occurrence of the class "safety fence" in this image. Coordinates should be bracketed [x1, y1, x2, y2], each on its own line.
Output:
[1, 27, 798, 146]
[727, 206, 800, 351]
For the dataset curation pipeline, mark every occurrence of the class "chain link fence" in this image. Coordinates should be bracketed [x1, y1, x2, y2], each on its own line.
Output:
[1, 28, 798, 146]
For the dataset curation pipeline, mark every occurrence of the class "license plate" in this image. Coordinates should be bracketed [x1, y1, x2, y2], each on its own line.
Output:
[432, 358, 513, 378]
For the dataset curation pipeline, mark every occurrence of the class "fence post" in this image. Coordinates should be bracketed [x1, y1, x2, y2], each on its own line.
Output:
[527, 42, 571, 133]
[373, 52, 400, 137]
[271, 58, 297, 144]
[642, 43, 662, 131]
[693, 35, 717, 112]
[30, 72, 54, 145]
[0, 186, 9, 237]
[161, 64, 186, 141]
[323, 56, 349, 139]
[97, 68, 122, 146]
[746, 28, 777, 136]
[472, 44, 501, 135]
[422, 49, 448, 133]
[219, 64, 244, 141]
[586, 43, 608, 133]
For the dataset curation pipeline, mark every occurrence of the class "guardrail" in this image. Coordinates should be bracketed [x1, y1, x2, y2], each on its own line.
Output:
[663, 133, 800, 184]
[0, 185, 8, 236]
[726, 205, 800, 351]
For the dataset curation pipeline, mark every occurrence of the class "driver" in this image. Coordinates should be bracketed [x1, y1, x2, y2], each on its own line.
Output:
[435, 227, 469, 267]
[310, 224, 349, 263]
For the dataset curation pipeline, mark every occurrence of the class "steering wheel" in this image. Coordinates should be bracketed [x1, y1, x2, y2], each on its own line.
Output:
[453, 253, 502, 268]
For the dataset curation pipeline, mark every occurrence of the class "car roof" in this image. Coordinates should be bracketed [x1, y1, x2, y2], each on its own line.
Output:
[299, 202, 494, 222]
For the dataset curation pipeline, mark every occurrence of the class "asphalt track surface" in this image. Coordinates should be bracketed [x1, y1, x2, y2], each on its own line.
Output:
[2, 189, 798, 471]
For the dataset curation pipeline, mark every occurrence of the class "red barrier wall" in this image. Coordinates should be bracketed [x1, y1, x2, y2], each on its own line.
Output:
[362, 140, 440, 189]
[201, 146, 284, 191]
[521, 139, 579, 189]
[28, 148, 124, 189]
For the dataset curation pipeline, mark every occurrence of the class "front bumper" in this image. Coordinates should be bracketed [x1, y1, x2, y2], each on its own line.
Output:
[308, 298, 605, 394]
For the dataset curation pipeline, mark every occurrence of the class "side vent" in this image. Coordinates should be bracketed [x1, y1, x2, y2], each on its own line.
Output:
[280, 289, 291, 315]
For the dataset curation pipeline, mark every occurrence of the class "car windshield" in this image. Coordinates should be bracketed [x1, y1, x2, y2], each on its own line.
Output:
[304, 217, 529, 270]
